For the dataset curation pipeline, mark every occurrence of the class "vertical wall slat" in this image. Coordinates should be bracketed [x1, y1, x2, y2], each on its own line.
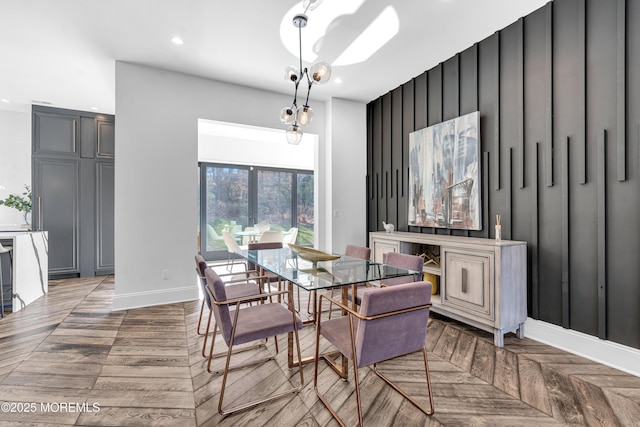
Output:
[483, 152, 490, 238]
[617, 0, 627, 182]
[597, 130, 607, 339]
[532, 143, 540, 318]
[518, 18, 525, 189]
[507, 148, 513, 239]
[578, 0, 587, 184]
[545, 3, 554, 187]
[495, 33, 501, 191]
[561, 137, 570, 328]
[456, 53, 461, 117]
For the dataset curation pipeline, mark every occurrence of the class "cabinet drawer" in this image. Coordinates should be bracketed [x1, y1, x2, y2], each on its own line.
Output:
[442, 249, 494, 320]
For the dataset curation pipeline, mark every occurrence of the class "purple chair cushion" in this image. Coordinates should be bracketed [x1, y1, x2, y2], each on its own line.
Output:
[195, 255, 212, 309]
[232, 304, 303, 346]
[321, 282, 432, 368]
[349, 252, 424, 305]
[345, 245, 371, 261]
[382, 252, 424, 286]
[205, 266, 301, 347]
[205, 268, 232, 344]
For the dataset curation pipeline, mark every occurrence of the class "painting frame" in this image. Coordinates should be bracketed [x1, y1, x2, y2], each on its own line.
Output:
[408, 111, 481, 230]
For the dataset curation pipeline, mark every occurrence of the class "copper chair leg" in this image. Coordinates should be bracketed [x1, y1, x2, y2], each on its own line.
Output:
[372, 347, 434, 415]
[196, 300, 206, 335]
[217, 303, 304, 415]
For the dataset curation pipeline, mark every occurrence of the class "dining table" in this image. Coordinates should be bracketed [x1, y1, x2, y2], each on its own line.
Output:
[235, 247, 422, 378]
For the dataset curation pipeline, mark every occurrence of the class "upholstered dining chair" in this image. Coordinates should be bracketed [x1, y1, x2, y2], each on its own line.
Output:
[326, 245, 372, 319]
[314, 281, 435, 426]
[194, 255, 263, 358]
[221, 230, 247, 272]
[349, 251, 424, 306]
[258, 230, 283, 243]
[204, 267, 304, 416]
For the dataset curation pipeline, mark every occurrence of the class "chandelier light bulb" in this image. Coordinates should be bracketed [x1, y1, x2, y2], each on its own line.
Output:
[286, 125, 303, 145]
[310, 61, 332, 85]
[284, 66, 299, 83]
[280, 106, 296, 124]
[296, 105, 313, 126]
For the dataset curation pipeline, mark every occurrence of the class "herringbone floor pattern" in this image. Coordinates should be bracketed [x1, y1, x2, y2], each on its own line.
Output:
[0, 274, 638, 426]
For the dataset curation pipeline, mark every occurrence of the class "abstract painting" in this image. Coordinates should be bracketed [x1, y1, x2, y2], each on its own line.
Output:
[408, 111, 481, 230]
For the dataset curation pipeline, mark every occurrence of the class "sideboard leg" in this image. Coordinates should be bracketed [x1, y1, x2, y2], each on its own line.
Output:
[494, 331, 504, 347]
[517, 323, 525, 339]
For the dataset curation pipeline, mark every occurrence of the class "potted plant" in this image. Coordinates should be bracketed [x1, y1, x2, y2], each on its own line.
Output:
[0, 185, 32, 226]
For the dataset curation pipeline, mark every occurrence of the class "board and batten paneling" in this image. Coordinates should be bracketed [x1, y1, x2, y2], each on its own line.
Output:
[366, 0, 640, 350]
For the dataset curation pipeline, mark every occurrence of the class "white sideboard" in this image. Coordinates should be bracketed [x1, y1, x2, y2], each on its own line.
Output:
[370, 231, 527, 347]
[0, 231, 48, 313]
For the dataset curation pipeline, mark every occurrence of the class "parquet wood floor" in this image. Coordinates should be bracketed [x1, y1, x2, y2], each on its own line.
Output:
[0, 274, 638, 426]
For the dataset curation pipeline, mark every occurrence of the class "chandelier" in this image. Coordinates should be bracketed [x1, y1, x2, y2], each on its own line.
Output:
[280, 0, 332, 144]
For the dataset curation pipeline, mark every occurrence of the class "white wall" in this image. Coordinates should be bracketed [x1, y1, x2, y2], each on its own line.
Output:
[326, 98, 367, 253]
[113, 62, 334, 310]
[0, 108, 31, 228]
[198, 120, 316, 170]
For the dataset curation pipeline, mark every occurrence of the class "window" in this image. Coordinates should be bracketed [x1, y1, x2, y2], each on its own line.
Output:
[199, 163, 314, 259]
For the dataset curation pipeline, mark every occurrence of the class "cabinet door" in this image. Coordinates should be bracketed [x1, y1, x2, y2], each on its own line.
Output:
[33, 111, 79, 156]
[371, 238, 399, 263]
[442, 248, 494, 320]
[34, 158, 79, 276]
[96, 119, 115, 159]
[95, 161, 114, 274]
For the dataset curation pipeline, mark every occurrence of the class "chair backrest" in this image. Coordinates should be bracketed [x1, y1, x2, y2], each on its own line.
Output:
[194, 255, 212, 309]
[258, 230, 283, 243]
[283, 227, 298, 245]
[383, 252, 424, 286]
[204, 267, 233, 345]
[355, 281, 432, 367]
[222, 230, 241, 253]
[345, 244, 371, 261]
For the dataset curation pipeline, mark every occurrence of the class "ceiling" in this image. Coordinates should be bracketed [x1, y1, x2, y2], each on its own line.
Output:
[0, 0, 549, 115]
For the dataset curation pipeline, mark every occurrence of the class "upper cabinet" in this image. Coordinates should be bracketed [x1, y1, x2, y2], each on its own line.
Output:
[33, 111, 79, 156]
[97, 119, 115, 159]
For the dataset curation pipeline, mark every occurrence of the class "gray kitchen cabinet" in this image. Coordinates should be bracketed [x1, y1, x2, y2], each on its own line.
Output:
[32, 106, 114, 278]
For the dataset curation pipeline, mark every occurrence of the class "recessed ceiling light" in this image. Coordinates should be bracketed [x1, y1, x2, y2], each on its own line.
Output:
[1, 99, 10, 103]
[171, 36, 184, 45]
[334, 77, 343, 84]
[91, 107, 99, 111]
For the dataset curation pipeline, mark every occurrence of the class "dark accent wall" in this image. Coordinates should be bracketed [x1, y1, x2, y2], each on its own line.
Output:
[366, 0, 640, 350]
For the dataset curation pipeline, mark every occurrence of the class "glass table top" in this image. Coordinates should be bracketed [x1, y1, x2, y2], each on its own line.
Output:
[236, 247, 421, 291]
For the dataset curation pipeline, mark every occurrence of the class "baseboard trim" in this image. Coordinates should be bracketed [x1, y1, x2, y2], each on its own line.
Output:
[525, 317, 640, 377]
[112, 285, 199, 311]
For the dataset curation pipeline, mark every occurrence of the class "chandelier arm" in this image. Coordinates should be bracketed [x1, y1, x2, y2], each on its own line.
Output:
[304, 80, 313, 106]
[292, 79, 300, 108]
